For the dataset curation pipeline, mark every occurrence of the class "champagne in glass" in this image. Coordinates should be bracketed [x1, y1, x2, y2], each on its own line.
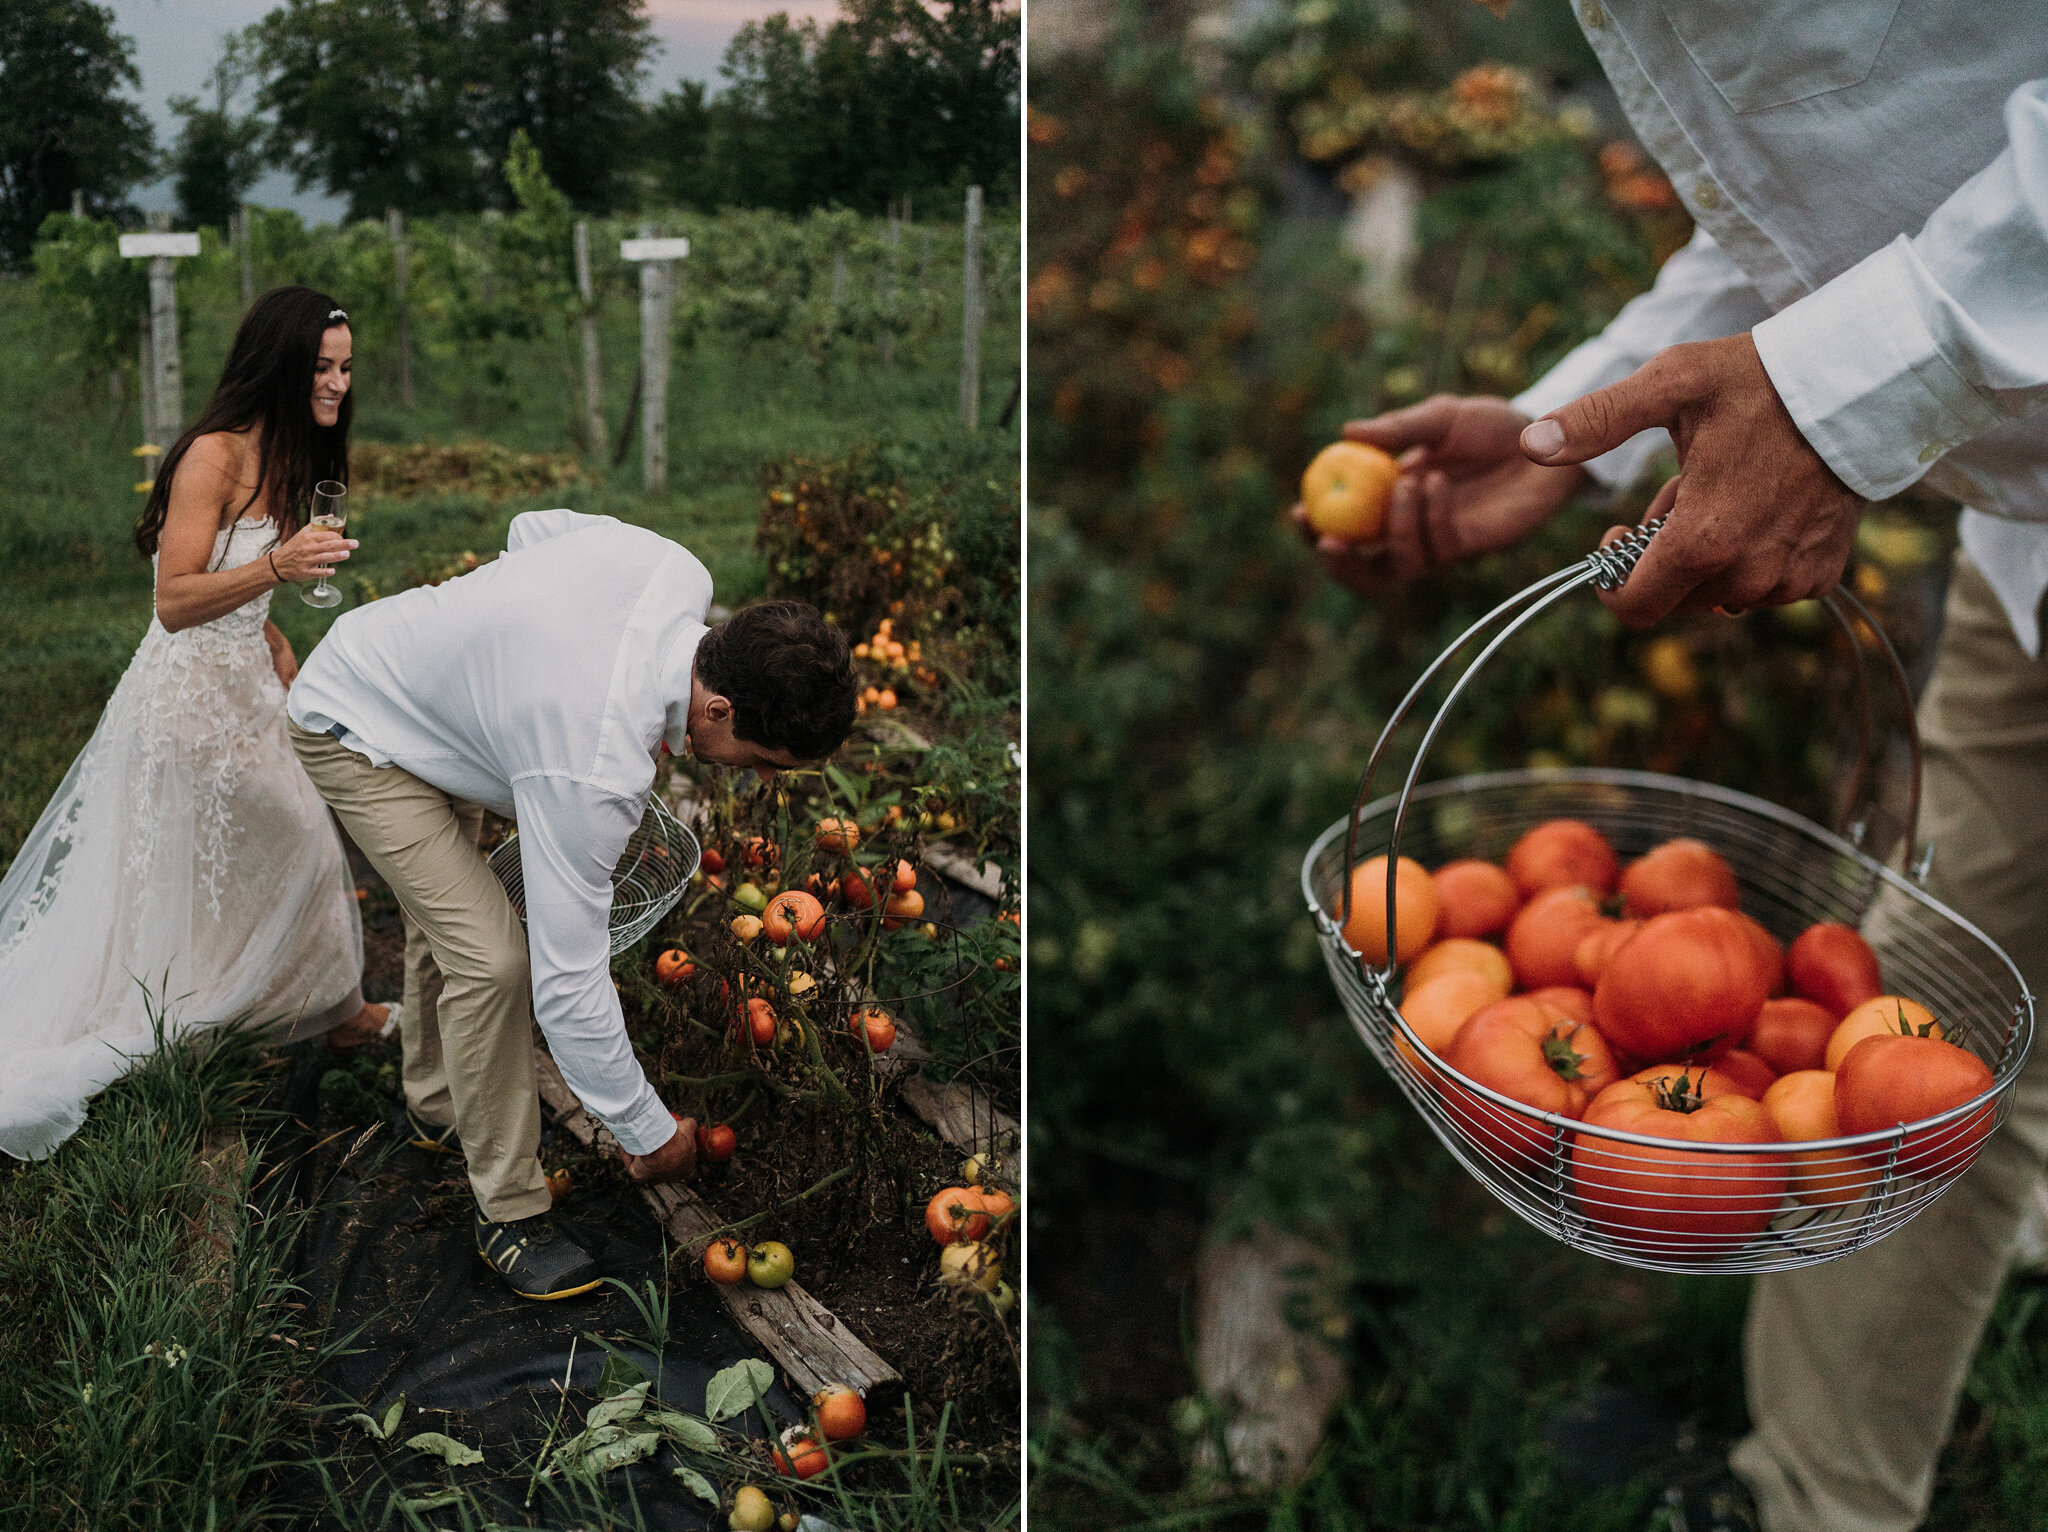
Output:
[301, 479, 348, 609]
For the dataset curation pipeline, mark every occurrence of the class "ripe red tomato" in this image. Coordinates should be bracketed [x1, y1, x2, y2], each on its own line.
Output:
[1593, 907, 1770, 1064]
[745, 997, 778, 1047]
[924, 1186, 991, 1245]
[1572, 919, 1640, 987]
[1748, 997, 1837, 1076]
[700, 848, 727, 876]
[1835, 1033, 1996, 1180]
[1714, 1049, 1778, 1100]
[1572, 1067, 1789, 1255]
[696, 1123, 737, 1163]
[1442, 995, 1620, 1166]
[702, 1237, 747, 1284]
[1735, 913, 1786, 997]
[1523, 985, 1594, 1024]
[838, 867, 881, 911]
[850, 1005, 897, 1054]
[1505, 819, 1618, 898]
[762, 890, 826, 944]
[1505, 885, 1606, 991]
[1788, 923, 1883, 1017]
[1618, 838, 1740, 918]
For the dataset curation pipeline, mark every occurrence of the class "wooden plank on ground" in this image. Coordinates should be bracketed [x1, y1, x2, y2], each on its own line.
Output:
[531, 1046, 903, 1403]
[899, 1074, 1017, 1162]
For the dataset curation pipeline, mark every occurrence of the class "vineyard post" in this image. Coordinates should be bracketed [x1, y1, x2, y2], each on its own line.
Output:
[120, 218, 200, 447]
[237, 204, 255, 305]
[960, 185, 984, 430]
[621, 225, 690, 493]
[387, 208, 414, 408]
[137, 303, 152, 440]
[573, 220, 606, 457]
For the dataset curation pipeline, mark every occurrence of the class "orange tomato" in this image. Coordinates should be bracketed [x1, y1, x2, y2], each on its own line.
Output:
[1301, 440, 1399, 541]
[815, 1386, 866, 1442]
[1432, 859, 1521, 940]
[1505, 819, 1619, 898]
[1524, 985, 1595, 1025]
[1618, 838, 1740, 918]
[815, 817, 861, 853]
[1443, 995, 1621, 1166]
[1593, 907, 1770, 1064]
[1396, 970, 1505, 1077]
[1342, 855, 1440, 967]
[773, 1430, 829, 1479]
[850, 1004, 897, 1054]
[1406, 938, 1513, 996]
[763, 890, 827, 944]
[703, 1237, 748, 1284]
[1824, 996, 1943, 1073]
[924, 1186, 992, 1245]
[882, 887, 925, 929]
[653, 947, 696, 987]
[979, 1187, 1016, 1223]
[1760, 1070, 1864, 1206]
[1789, 923, 1883, 1017]
[891, 859, 918, 893]
[1572, 919, 1641, 987]
[1572, 1068, 1788, 1255]
[1505, 885, 1606, 991]
[1835, 1033, 1994, 1180]
[1749, 997, 1837, 1076]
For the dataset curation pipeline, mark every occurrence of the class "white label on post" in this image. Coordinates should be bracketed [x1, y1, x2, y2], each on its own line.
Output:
[619, 237, 691, 261]
[118, 233, 202, 258]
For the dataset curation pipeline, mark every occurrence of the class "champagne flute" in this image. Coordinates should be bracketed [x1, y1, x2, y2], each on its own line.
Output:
[301, 479, 348, 609]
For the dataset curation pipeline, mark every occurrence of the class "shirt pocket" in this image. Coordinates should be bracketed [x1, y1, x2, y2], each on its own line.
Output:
[1659, 0, 1903, 113]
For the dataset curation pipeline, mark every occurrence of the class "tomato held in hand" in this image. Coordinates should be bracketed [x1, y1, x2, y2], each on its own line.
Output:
[1442, 995, 1621, 1167]
[1505, 819, 1619, 898]
[1789, 923, 1883, 1017]
[1593, 907, 1770, 1064]
[696, 1123, 737, 1163]
[1572, 1067, 1788, 1256]
[1835, 1033, 1996, 1180]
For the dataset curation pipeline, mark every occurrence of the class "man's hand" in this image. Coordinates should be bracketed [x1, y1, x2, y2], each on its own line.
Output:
[1519, 334, 1864, 626]
[619, 1116, 697, 1184]
[265, 622, 298, 690]
[1292, 395, 1587, 595]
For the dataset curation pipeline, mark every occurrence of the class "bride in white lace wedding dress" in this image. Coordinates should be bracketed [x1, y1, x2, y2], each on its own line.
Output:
[0, 287, 390, 1159]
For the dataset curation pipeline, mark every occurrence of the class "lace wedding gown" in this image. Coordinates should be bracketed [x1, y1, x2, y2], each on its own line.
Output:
[0, 516, 365, 1158]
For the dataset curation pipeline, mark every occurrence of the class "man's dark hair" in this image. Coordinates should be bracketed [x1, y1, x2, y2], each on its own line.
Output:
[695, 600, 857, 760]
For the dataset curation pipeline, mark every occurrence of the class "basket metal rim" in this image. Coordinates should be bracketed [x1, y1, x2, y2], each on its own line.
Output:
[1301, 765, 2037, 1159]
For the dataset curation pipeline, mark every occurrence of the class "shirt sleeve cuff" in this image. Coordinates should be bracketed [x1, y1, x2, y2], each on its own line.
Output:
[1751, 239, 2008, 502]
[606, 1086, 681, 1157]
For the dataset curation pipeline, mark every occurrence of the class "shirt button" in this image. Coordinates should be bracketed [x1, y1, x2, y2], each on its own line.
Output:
[1694, 179, 1722, 211]
[1582, 0, 1605, 25]
[1918, 441, 1950, 464]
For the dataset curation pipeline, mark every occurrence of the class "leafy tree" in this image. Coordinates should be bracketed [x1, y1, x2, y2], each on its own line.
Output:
[246, 0, 650, 220]
[249, 0, 489, 221]
[0, 0, 154, 269]
[649, 0, 1019, 217]
[481, 0, 654, 212]
[168, 40, 266, 232]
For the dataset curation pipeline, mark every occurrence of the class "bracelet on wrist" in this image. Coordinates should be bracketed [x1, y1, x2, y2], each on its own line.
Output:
[268, 549, 282, 583]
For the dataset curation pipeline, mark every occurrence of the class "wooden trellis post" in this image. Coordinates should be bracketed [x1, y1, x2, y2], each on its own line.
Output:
[387, 208, 413, 408]
[119, 221, 200, 448]
[621, 226, 690, 493]
[960, 185, 984, 430]
[573, 220, 606, 457]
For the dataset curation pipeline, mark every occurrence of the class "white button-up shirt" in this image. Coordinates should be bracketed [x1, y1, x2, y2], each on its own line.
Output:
[1514, 2, 2048, 653]
[288, 509, 707, 1155]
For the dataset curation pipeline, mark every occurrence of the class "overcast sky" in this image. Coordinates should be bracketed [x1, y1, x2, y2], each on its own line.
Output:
[113, 0, 846, 223]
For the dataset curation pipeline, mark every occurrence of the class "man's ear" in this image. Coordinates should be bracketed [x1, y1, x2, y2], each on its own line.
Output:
[702, 693, 734, 723]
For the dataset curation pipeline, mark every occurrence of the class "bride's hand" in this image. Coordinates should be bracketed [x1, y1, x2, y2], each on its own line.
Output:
[272, 524, 356, 584]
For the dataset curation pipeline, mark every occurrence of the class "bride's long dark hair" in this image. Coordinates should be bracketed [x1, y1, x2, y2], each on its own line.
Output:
[135, 285, 353, 558]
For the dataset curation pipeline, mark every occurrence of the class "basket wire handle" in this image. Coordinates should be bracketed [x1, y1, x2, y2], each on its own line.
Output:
[1338, 518, 1927, 969]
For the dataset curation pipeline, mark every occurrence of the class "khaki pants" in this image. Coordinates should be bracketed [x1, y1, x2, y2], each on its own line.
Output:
[288, 720, 551, 1224]
[1734, 553, 2048, 1532]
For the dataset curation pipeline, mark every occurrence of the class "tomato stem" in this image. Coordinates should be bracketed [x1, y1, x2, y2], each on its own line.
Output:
[1541, 1024, 1594, 1082]
[1647, 1069, 1709, 1114]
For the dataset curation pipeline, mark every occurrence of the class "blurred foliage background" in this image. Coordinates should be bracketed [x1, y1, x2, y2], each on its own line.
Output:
[1024, 2, 2033, 1527]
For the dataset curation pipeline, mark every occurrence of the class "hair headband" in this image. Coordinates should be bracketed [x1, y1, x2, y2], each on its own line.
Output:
[328, 308, 348, 321]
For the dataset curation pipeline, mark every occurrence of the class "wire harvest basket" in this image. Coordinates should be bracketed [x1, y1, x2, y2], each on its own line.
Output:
[490, 792, 700, 956]
[1302, 522, 2035, 1274]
